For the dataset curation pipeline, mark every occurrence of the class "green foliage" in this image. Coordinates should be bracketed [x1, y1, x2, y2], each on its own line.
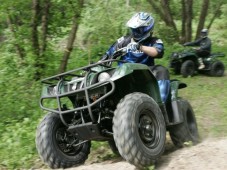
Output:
[155, 25, 179, 44]
[0, 0, 227, 169]
[0, 59, 43, 168]
[0, 117, 41, 169]
[0, 48, 44, 168]
[77, 0, 135, 60]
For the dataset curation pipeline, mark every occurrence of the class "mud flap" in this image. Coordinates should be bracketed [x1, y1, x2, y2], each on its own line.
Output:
[170, 80, 186, 124]
[171, 100, 184, 124]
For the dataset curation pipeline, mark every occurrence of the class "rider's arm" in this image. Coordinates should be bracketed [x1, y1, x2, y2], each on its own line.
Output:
[140, 39, 164, 58]
[100, 36, 131, 61]
[184, 38, 201, 46]
[140, 46, 158, 57]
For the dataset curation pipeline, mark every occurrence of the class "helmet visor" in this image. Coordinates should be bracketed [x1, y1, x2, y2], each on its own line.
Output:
[200, 32, 207, 37]
[131, 27, 146, 39]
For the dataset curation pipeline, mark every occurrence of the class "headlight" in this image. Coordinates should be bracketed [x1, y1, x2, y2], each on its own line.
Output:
[171, 52, 178, 59]
[47, 85, 58, 95]
[98, 72, 111, 82]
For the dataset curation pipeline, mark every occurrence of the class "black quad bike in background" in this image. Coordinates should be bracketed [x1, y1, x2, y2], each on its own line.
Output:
[169, 47, 225, 77]
[36, 47, 199, 169]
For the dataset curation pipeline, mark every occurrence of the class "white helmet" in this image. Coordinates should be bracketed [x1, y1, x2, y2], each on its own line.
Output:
[201, 28, 208, 38]
[126, 12, 155, 41]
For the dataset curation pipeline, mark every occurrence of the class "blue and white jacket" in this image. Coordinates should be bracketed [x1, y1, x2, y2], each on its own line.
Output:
[101, 34, 164, 66]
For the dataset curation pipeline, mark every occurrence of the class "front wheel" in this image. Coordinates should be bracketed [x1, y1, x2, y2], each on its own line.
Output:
[113, 92, 166, 168]
[36, 112, 91, 169]
[181, 60, 195, 77]
[169, 99, 199, 148]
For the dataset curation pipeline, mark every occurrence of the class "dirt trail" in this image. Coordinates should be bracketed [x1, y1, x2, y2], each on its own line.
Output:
[68, 137, 227, 170]
[156, 138, 227, 170]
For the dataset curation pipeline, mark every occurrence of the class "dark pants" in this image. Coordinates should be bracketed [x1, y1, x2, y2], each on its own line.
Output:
[149, 65, 170, 102]
[196, 50, 210, 58]
[149, 65, 170, 80]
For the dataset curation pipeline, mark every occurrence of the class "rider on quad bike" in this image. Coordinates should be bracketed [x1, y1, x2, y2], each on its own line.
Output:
[97, 11, 198, 166]
[100, 12, 170, 104]
[170, 28, 225, 77]
[183, 28, 211, 70]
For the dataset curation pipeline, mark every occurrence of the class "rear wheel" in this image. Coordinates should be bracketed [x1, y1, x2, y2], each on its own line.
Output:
[209, 61, 225, 77]
[169, 99, 199, 148]
[113, 92, 166, 168]
[36, 112, 91, 169]
[181, 60, 195, 78]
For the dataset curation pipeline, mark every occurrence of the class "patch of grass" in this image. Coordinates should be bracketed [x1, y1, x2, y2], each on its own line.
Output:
[86, 141, 120, 164]
[175, 73, 227, 138]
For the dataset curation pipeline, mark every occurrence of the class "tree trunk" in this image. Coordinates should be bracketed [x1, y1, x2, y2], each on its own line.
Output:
[6, 14, 25, 60]
[185, 0, 193, 42]
[148, 0, 178, 41]
[195, 0, 209, 39]
[181, 0, 186, 43]
[58, 15, 79, 73]
[32, 0, 44, 80]
[160, 0, 177, 29]
[161, 0, 179, 41]
[147, 0, 166, 23]
[31, 0, 40, 57]
[58, 0, 84, 73]
[40, 0, 50, 56]
[207, 1, 223, 30]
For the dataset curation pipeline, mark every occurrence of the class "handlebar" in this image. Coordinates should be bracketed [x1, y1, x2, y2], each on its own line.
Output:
[110, 47, 127, 60]
[100, 47, 127, 66]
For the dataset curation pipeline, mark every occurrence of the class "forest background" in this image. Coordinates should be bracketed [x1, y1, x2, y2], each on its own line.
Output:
[0, 0, 227, 169]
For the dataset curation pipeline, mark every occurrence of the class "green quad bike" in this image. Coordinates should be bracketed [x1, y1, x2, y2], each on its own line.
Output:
[36, 47, 199, 169]
[169, 48, 225, 77]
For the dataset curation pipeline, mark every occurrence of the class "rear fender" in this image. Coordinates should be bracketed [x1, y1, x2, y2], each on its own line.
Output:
[210, 52, 225, 58]
[170, 80, 187, 100]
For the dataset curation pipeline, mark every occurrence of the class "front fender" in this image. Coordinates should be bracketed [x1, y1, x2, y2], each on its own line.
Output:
[110, 63, 149, 80]
[111, 63, 162, 104]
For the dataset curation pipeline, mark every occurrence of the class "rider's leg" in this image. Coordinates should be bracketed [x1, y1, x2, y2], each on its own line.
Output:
[158, 80, 170, 102]
[198, 58, 205, 69]
[150, 65, 170, 103]
[197, 51, 210, 69]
